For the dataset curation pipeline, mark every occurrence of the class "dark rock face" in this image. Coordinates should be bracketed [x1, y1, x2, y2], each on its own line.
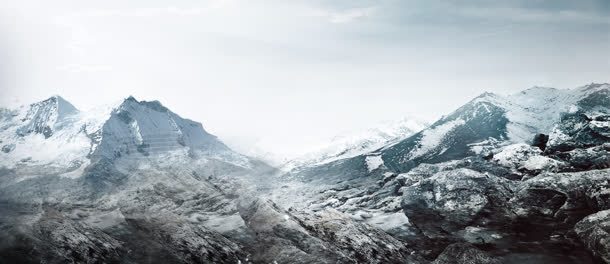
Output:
[574, 210, 610, 263]
[399, 162, 610, 263]
[80, 158, 128, 194]
[578, 86, 610, 110]
[401, 168, 515, 237]
[122, 214, 244, 264]
[432, 243, 501, 264]
[532, 133, 549, 151]
[383, 99, 509, 173]
[547, 112, 610, 153]
[29, 208, 123, 264]
[549, 145, 610, 172]
[511, 169, 610, 228]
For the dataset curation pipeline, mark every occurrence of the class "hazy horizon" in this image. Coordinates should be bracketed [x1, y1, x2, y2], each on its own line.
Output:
[1, 0, 609, 159]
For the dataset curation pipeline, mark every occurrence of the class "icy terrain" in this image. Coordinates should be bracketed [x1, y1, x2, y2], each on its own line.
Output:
[1, 83, 610, 264]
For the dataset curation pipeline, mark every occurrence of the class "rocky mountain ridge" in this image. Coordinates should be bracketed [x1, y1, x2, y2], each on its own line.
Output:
[1, 83, 610, 263]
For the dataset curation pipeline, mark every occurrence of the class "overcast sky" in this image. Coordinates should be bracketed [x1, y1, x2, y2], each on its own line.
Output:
[0, 0, 609, 159]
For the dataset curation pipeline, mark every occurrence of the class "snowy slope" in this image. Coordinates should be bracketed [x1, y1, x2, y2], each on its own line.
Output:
[381, 83, 610, 172]
[0, 96, 262, 177]
[293, 83, 610, 178]
[281, 117, 428, 172]
[0, 96, 92, 170]
[478, 83, 610, 143]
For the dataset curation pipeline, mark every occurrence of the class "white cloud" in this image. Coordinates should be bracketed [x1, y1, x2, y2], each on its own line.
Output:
[308, 7, 375, 24]
[457, 6, 610, 24]
[1, 0, 609, 160]
[328, 7, 375, 24]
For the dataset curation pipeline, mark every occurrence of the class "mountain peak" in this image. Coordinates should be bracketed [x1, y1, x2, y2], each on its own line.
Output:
[521, 86, 558, 93]
[119, 96, 169, 113]
[11, 95, 80, 138]
[477, 91, 497, 97]
[579, 82, 610, 91]
[471, 92, 501, 103]
[125, 95, 138, 102]
[35, 95, 79, 116]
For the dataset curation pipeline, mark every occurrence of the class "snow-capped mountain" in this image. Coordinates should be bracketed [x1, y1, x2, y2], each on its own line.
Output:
[1, 84, 610, 264]
[379, 83, 610, 172]
[281, 117, 428, 172]
[0, 96, 264, 179]
[294, 83, 610, 179]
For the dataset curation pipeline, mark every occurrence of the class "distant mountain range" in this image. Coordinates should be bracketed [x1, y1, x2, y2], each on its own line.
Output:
[291, 83, 610, 180]
[1, 83, 609, 264]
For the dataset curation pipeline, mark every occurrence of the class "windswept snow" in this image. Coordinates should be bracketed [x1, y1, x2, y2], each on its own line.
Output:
[409, 119, 465, 159]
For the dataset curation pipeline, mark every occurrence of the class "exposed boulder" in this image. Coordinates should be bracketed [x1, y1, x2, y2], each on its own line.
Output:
[549, 145, 610, 172]
[401, 168, 515, 237]
[492, 144, 539, 167]
[510, 169, 610, 229]
[574, 210, 610, 263]
[492, 143, 563, 173]
[547, 112, 610, 152]
[532, 133, 549, 151]
[432, 243, 501, 264]
[1, 144, 14, 153]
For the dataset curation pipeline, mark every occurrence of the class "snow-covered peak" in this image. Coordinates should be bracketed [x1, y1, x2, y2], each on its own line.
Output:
[577, 82, 610, 92]
[47, 95, 79, 116]
[352, 83, 610, 174]
[0, 95, 258, 175]
[91, 96, 233, 160]
[9, 95, 79, 138]
[454, 85, 604, 143]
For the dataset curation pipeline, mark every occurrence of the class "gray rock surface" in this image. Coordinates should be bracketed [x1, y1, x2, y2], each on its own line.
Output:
[432, 243, 501, 264]
[574, 210, 610, 263]
[401, 168, 515, 237]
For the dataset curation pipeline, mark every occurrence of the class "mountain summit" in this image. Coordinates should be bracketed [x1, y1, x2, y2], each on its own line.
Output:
[0, 96, 263, 178]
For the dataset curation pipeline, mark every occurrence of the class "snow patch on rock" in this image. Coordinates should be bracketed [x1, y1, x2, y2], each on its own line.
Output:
[409, 119, 465, 159]
[365, 155, 384, 172]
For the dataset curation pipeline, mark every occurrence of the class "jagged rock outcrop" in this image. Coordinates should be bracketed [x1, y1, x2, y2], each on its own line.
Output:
[122, 213, 245, 263]
[510, 169, 610, 229]
[401, 168, 515, 237]
[238, 197, 410, 263]
[574, 210, 610, 263]
[29, 208, 123, 264]
[432, 243, 501, 264]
